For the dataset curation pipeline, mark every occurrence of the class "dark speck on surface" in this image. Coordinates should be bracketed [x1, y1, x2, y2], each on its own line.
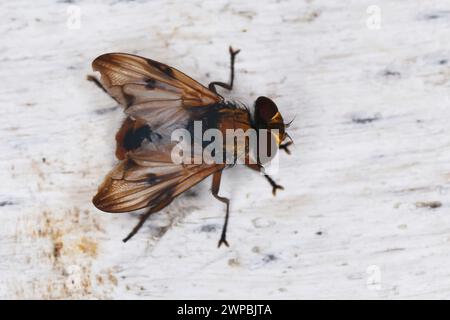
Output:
[0, 201, 14, 207]
[95, 106, 119, 115]
[184, 190, 198, 198]
[415, 201, 442, 209]
[383, 70, 401, 78]
[421, 11, 450, 20]
[425, 14, 440, 20]
[200, 224, 217, 233]
[263, 254, 277, 263]
[316, 231, 323, 235]
[352, 114, 381, 124]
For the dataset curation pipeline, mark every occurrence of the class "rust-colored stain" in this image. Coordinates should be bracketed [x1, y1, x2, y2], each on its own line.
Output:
[228, 258, 241, 267]
[53, 241, 63, 259]
[108, 272, 118, 286]
[77, 237, 98, 258]
[12, 207, 119, 299]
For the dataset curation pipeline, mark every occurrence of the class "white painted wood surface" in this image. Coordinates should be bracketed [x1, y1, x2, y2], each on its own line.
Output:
[2, 0, 450, 299]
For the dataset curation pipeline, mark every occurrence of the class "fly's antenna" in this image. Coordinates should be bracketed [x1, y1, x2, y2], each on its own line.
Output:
[285, 115, 296, 128]
[280, 117, 295, 155]
[286, 132, 294, 144]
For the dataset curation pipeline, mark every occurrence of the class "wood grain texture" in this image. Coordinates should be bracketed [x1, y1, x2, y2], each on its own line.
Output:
[2, 0, 450, 299]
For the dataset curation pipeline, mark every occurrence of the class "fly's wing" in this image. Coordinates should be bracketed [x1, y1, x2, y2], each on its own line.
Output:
[92, 53, 222, 135]
[91, 53, 225, 213]
[93, 143, 225, 213]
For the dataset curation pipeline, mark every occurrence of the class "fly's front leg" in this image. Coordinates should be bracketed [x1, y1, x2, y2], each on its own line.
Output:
[263, 174, 284, 196]
[246, 163, 284, 196]
[279, 141, 293, 155]
[211, 170, 231, 247]
[208, 46, 240, 94]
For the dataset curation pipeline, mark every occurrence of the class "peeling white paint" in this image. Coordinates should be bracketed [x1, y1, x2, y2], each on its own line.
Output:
[1, 0, 450, 299]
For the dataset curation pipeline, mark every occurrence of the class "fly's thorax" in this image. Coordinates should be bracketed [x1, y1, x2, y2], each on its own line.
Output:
[184, 102, 275, 165]
[218, 106, 254, 164]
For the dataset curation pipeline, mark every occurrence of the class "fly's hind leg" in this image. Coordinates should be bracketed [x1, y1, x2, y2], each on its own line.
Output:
[209, 46, 240, 94]
[122, 197, 173, 242]
[87, 75, 121, 104]
[122, 211, 152, 243]
[87, 75, 108, 94]
[211, 171, 231, 247]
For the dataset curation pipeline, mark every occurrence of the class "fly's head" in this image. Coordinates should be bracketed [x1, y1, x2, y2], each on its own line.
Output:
[254, 96, 293, 159]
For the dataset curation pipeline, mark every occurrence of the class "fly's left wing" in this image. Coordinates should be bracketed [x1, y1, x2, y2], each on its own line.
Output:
[93, 143, 225, 213]
[92, 53, 222, 135]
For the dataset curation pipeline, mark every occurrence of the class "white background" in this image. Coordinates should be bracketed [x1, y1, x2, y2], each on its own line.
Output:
[2, 0, 450, 299]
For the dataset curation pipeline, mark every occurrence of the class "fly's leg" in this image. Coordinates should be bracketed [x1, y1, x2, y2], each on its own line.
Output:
[122, 197, 173, 242]
[246, 163, 284, 196]
[208, 46, 240, 94]
[211, 171, 231, 247]
[87, 75, 108, 94]
[279, 141, 293, 155]
[87, 75, 121, 104]
[264, 174, 284, 196]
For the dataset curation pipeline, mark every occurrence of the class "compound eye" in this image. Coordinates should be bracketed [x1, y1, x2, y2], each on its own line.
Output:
[255, 96, 279, 123]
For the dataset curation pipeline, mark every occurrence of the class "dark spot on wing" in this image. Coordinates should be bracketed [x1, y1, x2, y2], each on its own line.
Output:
[145, 78, 156, 89]
[123, 93, 135, 108]
[439, 59, 448, 65]
[147, 173, 159, 185]
[147, 172, 181, 185]
[123, 125, 152, 151]
[123, 158, 136, 171]
[146, 59, 174, 77]
[160, 65, 174, 77]
[154, 132, 162, 139]
[146, 59, 160, 69]
[316, 231, 323, 235]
